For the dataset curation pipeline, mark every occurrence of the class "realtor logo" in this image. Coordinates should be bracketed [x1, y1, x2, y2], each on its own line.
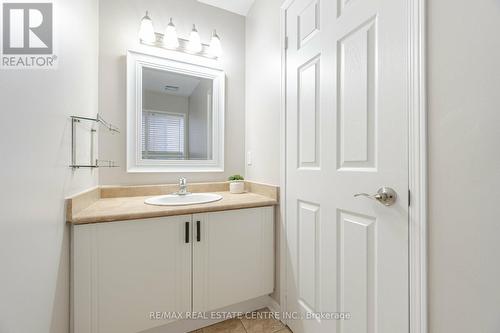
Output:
[1, 2, 57, 68]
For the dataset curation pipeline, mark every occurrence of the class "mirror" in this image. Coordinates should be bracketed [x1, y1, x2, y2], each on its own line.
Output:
[127, 50, 225, 172]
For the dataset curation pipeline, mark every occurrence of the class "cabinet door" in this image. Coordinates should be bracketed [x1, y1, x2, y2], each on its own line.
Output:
[192, 207, 274, 312]
[72, 216, 192, 333]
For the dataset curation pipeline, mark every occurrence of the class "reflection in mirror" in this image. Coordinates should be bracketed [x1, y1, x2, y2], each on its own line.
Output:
[142, 67, 213, 161]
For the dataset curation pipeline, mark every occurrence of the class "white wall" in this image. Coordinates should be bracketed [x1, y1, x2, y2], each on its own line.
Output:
[245, 0, 283, 304]
[98, 0, 245, 185]
[428, 1, 500, 332]
[245, 0, 282, 185]
[0, 0, 99, 332]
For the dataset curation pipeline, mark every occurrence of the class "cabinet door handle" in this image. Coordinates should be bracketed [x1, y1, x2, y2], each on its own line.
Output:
[185, 222, 190, 243]
[196, 221, 201, 242]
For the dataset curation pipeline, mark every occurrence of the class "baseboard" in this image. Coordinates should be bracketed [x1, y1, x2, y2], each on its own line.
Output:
[267, 297, 281, 314]
[142, 295, 276, 333]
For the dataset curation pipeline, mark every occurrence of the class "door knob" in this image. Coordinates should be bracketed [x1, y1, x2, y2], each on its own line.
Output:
[354, 187, 398, 206]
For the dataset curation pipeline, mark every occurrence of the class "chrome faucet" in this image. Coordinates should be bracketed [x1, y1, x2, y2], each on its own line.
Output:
[177, 177, 189, 195]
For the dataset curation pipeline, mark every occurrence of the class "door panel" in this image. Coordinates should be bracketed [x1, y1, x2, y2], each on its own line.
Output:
[298, 56, 321, 168]
[337, 210, 376, 333]
[297, 201, 320, 313]
[298, 0, 319, 47]
[285, 0, 408, 332]
[337, 19, 376, 169]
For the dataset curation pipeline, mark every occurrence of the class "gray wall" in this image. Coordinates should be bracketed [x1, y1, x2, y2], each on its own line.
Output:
[428, 0, 500, 332]
[98, 0, 246, 185]
[189, 79, 212, 159]
[143, 90, 189, 115]
[0, 0, 99, 332]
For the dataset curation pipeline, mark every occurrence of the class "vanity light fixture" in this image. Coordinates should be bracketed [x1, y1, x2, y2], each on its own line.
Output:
[138, 12, 222, 59]
[163, 18, 179, 49]
[208, 30, 222, 58]
[138, 11, 156, 43]
[187, 24, 202, 53]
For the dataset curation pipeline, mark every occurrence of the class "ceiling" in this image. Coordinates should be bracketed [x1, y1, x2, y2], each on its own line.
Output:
[143, 68, 201, 97]
[197, 0, 255, 16]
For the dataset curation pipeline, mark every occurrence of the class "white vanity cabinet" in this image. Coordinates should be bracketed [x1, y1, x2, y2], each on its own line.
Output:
[193, 207, 275, 312]
[71, 215, 192, 333]
[71, 207, 274, 333]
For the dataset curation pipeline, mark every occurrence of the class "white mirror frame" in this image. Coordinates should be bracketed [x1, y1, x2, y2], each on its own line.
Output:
[126, 50, 225, 173]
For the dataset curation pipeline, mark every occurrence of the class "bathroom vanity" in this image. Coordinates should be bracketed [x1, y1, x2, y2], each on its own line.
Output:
[67, 182, 278, 333]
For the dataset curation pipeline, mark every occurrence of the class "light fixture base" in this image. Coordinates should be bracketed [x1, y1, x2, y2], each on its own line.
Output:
[141, 32, 218, 59]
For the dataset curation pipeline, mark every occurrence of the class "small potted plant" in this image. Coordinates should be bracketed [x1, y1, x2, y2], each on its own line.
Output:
[228, 175, 245, 194]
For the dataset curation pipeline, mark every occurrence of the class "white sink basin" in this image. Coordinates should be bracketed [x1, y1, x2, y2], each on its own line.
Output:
[144, 193, 223, 206]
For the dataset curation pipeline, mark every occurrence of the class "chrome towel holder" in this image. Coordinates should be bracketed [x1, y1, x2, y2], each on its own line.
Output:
[70, 114, 119, 169]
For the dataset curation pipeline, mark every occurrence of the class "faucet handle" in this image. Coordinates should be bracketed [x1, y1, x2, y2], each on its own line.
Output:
[179, 177, 187, 185]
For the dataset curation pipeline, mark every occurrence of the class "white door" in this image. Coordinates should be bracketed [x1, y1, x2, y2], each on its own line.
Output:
[72, 216, 192, 333]
[285, 0, 408, 332]
[192, 207, 274, 312]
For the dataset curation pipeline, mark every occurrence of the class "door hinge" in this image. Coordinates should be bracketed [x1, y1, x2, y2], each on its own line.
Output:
[408, 189, 411, 207]
[284, 36, 289, 50]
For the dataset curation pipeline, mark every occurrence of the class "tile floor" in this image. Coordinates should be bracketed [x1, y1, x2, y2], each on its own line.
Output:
[190, 308, 292, 333]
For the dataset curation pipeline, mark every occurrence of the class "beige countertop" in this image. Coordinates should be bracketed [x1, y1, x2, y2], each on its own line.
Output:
[66, 182, 279, 225]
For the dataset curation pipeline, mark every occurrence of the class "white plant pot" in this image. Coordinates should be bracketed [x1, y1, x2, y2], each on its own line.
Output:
[229, 181, 245, 194]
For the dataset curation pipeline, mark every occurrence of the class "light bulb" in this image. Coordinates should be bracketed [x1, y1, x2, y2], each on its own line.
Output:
[187, 24, 202, 53]
[138, 11, 156, 43]
[163, 18, 179, 49]
[208, 30, 222, 58]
